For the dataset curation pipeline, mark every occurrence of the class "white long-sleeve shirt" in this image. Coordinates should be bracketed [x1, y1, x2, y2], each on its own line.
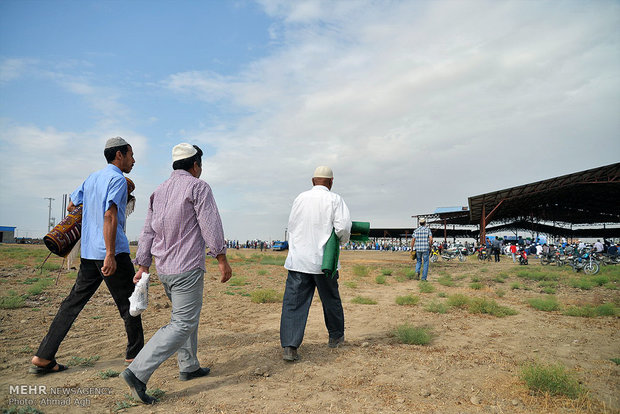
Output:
[284, 185, 352, 274]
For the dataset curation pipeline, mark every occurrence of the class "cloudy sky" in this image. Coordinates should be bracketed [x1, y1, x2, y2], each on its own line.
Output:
[1, 0, 618, 242]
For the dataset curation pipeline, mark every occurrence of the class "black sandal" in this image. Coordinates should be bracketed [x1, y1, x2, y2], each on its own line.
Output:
[28, 359, 68, 375]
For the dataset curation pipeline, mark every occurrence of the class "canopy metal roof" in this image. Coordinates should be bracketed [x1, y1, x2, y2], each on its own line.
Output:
[468, 162, 620, 226]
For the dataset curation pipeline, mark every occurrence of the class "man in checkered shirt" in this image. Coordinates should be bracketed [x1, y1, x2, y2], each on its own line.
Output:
[411, 217, 433, 280]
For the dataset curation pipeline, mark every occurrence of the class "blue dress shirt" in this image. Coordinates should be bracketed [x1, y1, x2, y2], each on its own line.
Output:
[70, 164, 129, 260]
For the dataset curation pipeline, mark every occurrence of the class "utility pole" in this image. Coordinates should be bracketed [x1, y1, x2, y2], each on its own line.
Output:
[44, 197, 55, 233]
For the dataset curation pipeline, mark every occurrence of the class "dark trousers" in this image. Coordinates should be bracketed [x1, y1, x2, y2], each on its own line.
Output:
[280, 270, 344, 348]
[36, 253, 144, 361]
[493, 247, 500, 262]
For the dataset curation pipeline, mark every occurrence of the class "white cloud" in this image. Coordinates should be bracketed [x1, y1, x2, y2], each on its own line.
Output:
[162, 0, 620, 240]
[0, 58, 37, 83]
[0, 121, 152, 238]
[2, 0, 619, 241]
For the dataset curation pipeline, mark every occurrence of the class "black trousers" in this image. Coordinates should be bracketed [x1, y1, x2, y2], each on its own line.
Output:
[493, 247, 501, 262]
[36, 253, 144, 361]
[280, 270, 344, 348]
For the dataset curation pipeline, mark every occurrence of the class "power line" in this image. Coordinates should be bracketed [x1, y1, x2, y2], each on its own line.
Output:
[44, 197, 55, 233]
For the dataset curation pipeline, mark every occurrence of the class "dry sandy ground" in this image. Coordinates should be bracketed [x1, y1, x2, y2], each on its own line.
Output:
[0, 246, 618, 413]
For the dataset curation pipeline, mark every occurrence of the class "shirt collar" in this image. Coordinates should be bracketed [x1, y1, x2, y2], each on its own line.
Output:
[171, 169, 194, 178]
[312, 185, 330, 192]
[107, 164, 123, 175]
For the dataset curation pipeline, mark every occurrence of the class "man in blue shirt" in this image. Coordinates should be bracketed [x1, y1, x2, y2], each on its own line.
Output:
[30, 137, 144, 375]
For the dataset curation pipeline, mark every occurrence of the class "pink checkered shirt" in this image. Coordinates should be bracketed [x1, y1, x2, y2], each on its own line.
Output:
[135, 170, 227, 275]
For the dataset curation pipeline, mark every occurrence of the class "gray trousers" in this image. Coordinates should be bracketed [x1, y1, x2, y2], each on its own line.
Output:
[128, 268, 204, 384]
[280, 270, 344, 348]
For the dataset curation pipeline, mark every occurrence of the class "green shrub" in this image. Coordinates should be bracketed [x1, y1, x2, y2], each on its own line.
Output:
[424, 300, 448, 314]
[113, 401, 138, 411]
[405, 270, 417, 280]
[492, 272, 509, 283]
[351, 296, 377, 305]
[570, 278, 593, 290]
[0, 293, 25, 309]
[395, 294, 419, 306]
[541, 287, 556, 294]
[67, 355, 100, 367]
[343, 281, 357, 289]
[250, 289, 282, 303]
[468, 297, 517, 317]
[147, 388, 166, 399]
[437, 292, 447, 298]
[611, 358, 620, 365]
[596, 303, 618, 316]
[563, 303, 618, 317]
[516, 269, 559, 282]
[446, 294, 470, 309]
[228, 276, 249, 286]
[418, 282, 435, 293]
[591, 275, 609, 286]
[470, 282, 483, 290]
[393, 324, 432, 345]
[520, 362, 584, 399]
[353, 265, 370, 277]
[538, 281, 558, 288]
[260, 256, 285, 266]
[496, 289, 506, 297]
[437, 275, 454, 287]
[527, 296, 560, 312]
[257, 270, 268, 276]
[375, 275, 386, 284]
[26, 278, 53, 296]
[98, 369, 120, 379]
[381, 269, 393, 276]
[471, 276, 481, 282]
[3, 406, 44, 414]
[511, 282, 522, 290]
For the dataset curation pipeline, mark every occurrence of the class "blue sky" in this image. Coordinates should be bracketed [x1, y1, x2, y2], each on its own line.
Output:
[1, 0, 619, 241]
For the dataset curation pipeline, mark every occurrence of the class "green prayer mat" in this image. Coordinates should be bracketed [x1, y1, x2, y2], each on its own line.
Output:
[322, 221, 371, 277]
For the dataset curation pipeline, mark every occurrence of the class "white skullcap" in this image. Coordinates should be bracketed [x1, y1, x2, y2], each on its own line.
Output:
[105, 136, 129, 149]
[313, 166, 333, 178]
[172, 143, 198, 162]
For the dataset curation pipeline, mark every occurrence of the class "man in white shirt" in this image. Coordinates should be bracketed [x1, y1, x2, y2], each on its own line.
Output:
[594, 240, 604, 253]
[280, 166, 352, 362]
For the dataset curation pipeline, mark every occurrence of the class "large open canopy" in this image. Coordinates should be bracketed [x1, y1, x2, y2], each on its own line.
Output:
[390, 162, 620, 243]
[468, 162, 620, 242]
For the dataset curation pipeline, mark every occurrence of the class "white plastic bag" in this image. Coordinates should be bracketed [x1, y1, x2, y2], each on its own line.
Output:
[129, 272, 150, 316]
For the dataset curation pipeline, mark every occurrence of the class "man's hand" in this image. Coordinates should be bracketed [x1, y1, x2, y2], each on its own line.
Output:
[101, 253, 117, 277]
[216, 254, 232, 283]
[134, 265, 149, 284]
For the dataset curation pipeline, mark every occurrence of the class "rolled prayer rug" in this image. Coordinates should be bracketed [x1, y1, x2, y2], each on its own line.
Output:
[43, 177, 135, 257]
[321, 229, 340, 278]
[43, 205, 83, 257]
[322, 221, 371, 277]
[350, 221, 370, 242]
